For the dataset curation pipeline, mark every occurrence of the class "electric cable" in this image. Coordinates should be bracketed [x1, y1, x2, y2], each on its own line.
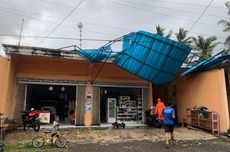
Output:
[115, 0, 226, 19]
[0, 1, 225, 38]
[144, 0, 224, 9]
[189, 0, 215, 32]
[35, 0, 85, 46]
[106, 0, 222, 29]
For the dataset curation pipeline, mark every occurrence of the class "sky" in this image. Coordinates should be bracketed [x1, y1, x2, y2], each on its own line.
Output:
[0, 0, 229, 56]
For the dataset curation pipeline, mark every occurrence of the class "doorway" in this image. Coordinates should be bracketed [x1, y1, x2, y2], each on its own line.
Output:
[100, 87, 142, 123]
[26, 84, 76, 124]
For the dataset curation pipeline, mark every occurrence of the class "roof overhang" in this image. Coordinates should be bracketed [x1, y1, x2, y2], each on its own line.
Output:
[3, 44, 84, 61]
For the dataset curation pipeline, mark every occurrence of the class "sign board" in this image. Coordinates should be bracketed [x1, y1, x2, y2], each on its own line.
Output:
[39, 112, 50, 124]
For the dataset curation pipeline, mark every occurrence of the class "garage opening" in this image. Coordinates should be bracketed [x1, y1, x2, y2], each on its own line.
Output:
[26, 84, 76, 124]
[100, 87, 142, 124]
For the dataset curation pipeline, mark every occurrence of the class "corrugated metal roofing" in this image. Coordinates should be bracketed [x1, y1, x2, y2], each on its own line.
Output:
[181, 50, 229, 76]
[77, 46, 114, 63]
[77, 30, 192, 85]
[114, 31, 191, 85]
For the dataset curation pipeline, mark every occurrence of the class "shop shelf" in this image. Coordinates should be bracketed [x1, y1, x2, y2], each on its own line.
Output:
[186, 109, 220, 134]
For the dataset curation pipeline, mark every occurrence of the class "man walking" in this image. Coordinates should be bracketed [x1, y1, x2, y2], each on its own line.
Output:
[162, 101, 175, 148]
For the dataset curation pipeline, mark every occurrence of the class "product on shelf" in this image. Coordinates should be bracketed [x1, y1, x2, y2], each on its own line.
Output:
[116, 95, 143, 122]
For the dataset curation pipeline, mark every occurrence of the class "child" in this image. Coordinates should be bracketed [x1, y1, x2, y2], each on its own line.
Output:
[68, 111, 75, 125]
[51, 116, 60, 142]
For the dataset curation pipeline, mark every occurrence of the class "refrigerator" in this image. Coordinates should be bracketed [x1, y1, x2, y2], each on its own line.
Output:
[106, 98, 116, 123]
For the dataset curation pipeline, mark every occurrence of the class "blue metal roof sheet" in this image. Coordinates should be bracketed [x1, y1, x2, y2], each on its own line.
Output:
[77, 30, 192, 85]
[77, 46, 115, 63]
[181, 50, 228, 76]
[114, 31, 191, 85]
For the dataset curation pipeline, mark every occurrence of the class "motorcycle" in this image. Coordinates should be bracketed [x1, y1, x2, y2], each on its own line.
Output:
[145, 109, 161, 128]
[21, 109, 40, 132]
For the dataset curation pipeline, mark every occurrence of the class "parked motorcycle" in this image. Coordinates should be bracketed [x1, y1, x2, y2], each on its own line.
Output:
[21, 109, 40, 132]
[145, 109, 161, 128]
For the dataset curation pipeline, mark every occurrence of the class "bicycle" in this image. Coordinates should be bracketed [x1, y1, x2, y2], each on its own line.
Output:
[32, 130, 67, 148]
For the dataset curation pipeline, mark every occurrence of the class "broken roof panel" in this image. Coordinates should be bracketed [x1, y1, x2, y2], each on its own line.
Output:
[75, 30, 191, 85]
[77, 46, 115, 63]
[181, 50, 229, 76]
[114, 31, 192, 85]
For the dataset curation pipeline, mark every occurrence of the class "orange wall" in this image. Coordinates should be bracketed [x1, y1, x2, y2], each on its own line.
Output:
[176, 69, 229, 132]
[13, 54, 147, 84]
[0, 55, 16, 117]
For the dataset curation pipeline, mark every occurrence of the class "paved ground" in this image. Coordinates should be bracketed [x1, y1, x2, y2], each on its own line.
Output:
[3, 127, 230, 152]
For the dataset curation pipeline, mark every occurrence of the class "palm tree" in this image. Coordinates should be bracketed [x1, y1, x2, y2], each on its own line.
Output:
[192, 36, 218, 60]
[175, 28, 192, 46]
[155, 25, 173, 38]
[218, 1, 230, 54]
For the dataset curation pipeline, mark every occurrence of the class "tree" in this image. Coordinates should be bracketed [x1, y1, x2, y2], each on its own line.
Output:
[192, 36, 218, 60]
[218, 1, 230, 54]
[155, 25, 173, 38]
[175, 28, 192, 46]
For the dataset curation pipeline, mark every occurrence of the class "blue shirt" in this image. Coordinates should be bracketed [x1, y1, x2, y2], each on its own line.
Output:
[162, 107, 175, 126]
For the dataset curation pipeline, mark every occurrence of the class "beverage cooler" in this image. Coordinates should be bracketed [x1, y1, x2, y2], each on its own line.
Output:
[106, 98, 116, 123]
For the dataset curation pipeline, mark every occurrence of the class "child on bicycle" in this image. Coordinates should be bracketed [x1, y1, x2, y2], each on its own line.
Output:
[51, 116, 60, 142]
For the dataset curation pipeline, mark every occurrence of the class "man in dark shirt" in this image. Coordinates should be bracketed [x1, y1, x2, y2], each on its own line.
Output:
[162, 101, 175, 148]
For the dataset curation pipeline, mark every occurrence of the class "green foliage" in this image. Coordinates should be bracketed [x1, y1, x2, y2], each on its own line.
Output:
[218, 1, 230, 53]
[155, 25, 173, 38]
[191, 35, 218, 60]
[175, 28, 192, 46]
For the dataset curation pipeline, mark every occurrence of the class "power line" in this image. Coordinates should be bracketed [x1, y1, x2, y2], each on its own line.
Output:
[106, 0, 222, 29]
[0, 10, 226, 42]
[0, 9, 122, 37]
[37, 0, 227, 29]
[38, 0, 74, 8]
[189, 0, 215, 32]
[116, 0, 227, 19]
[144, 0, 224, 9]
[0, 1, 226, 43]
[36, 0, 84, 46]
[0, 6, 132, 33]
[39, 0, 225, 10]
[0, 1, 224, 31]
[0, 34, 113, 41]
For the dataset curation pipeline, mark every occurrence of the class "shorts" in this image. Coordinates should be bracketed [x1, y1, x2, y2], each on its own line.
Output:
[164, 125, 174, 133]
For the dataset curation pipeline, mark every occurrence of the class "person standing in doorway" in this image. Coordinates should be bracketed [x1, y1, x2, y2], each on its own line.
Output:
[155, 98, 165, 120]
[162, 101, 175, 148]
[68, 111, 75, 125]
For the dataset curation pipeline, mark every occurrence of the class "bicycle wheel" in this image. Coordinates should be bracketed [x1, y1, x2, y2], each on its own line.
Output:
[55, 136, 67, 148]
[32, 136, 45, 148]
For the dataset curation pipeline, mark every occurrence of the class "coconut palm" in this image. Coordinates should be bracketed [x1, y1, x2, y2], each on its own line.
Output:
[192, 36, 218, 60]
[155, 25, 173, 38]
[175, 28, 192, 46]
[218, 1, 230, 54]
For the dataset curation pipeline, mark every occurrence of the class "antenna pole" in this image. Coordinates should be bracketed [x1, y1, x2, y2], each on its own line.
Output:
[18, 19, 24, 46]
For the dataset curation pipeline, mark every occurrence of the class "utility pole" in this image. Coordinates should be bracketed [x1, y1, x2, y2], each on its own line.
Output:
[77, 22, 83, 49]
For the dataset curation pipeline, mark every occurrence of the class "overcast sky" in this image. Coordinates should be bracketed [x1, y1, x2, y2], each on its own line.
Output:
[0, 0, 229, 56]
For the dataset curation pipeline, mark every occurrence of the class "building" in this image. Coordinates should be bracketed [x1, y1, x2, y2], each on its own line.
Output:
[176, 55, 230, 132]
[0, 31, 191, 127]
[1, 45, 229, 133]
[0, 44, 153, 126]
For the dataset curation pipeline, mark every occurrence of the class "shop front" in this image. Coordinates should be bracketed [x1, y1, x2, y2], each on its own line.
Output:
[1, 44, 152, 126]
